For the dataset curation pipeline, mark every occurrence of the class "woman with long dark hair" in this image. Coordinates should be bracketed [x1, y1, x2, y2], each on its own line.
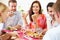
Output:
[23, 1, 47, 33]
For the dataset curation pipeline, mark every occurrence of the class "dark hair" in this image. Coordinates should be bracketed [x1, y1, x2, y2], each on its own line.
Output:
[29, 1, 42, 22]
[8, 0, 17, 6]
[47, 2, 54, 11]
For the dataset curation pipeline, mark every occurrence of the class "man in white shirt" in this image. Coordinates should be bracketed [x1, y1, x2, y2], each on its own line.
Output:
[43, 0, 60, 40]
[46, 2, 54, 29]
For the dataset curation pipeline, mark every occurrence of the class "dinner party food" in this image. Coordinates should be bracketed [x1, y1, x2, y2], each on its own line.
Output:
[25, 31, 41, 38]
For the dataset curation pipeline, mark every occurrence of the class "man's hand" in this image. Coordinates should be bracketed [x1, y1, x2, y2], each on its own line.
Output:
[7, 11, 14, 17]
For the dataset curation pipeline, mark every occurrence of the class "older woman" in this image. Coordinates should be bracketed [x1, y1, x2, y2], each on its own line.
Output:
[0, 2, 8, 30]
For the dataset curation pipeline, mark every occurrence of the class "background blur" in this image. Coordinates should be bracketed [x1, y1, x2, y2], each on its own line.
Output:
[0, 0, 57, 25]
[0, 0, 56, 13]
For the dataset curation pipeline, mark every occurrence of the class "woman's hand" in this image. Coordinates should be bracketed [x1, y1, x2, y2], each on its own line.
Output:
[22, 13, 28, 26]
[22, 13, 28, 20]
[31, 14, 39, 28]
[31, 14, 38, 23]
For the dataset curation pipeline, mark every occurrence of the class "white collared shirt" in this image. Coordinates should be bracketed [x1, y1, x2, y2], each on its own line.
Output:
[43, 24, 60, 40]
